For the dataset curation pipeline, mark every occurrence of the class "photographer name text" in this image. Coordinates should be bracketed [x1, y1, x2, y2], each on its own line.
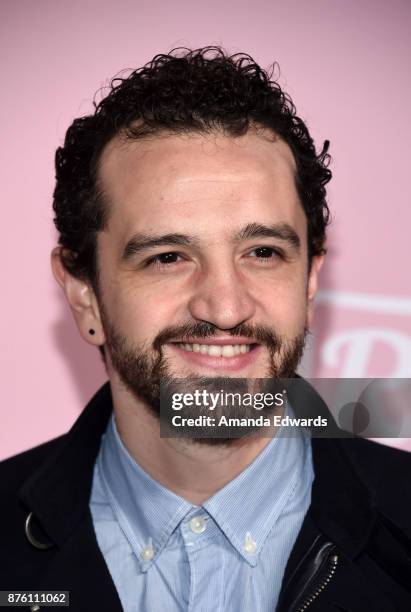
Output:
[171, 414, 328, 428]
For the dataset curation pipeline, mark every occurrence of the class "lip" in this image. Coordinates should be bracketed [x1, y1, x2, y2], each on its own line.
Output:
[167, 342, 262, 372]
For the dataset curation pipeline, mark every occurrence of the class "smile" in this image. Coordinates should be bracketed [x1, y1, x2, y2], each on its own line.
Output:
[176, 343, 252, 357]
[167, 338, 261, 372]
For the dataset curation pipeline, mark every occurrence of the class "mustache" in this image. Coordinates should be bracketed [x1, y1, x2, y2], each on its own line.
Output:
[153, 322, 282, 352]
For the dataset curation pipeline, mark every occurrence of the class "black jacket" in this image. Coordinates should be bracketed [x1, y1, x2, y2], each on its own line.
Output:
[1, 383, 411, 611]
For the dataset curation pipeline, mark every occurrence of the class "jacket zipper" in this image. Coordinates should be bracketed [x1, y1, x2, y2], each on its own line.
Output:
[295, 549, 339, 611]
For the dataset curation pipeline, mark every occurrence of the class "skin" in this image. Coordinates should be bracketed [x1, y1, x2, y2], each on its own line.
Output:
[52, 129, 323, 505]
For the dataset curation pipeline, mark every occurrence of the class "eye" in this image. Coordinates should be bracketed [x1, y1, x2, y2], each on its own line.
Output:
[248, 246, 283, 260]
[145, 252, 184, 268]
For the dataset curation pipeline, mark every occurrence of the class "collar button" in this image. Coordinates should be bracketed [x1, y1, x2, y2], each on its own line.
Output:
[189, 516, 207, 534]
[140, 537, 155, 560]
[243, 532, 257, 554]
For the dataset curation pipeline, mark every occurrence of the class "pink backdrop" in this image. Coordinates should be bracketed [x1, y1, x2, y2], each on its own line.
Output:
[1, 0, 410, 460]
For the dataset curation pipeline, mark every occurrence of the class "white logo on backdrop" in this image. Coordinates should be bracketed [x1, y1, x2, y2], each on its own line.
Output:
[316, 290, 411, 378]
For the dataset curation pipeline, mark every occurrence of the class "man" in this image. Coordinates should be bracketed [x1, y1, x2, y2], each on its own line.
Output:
[1, 47, 410, 611]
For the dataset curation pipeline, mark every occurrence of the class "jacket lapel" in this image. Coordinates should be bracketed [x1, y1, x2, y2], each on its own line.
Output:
[19, 384, 113, 549]
[17, 384, 121, 607]
[35, 512, 122, 611]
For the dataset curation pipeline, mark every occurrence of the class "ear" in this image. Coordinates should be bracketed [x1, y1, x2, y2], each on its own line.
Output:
[51, 247, 106, 346]
[306, 254, 325, 329]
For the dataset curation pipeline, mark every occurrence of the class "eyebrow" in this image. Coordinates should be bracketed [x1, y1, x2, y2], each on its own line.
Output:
[122, 233, 199, 261]
[234, 222, 301, 250]
[121, 222, 301, 261]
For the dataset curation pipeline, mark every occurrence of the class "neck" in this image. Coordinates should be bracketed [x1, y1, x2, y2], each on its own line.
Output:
[110, 377, 274, 506]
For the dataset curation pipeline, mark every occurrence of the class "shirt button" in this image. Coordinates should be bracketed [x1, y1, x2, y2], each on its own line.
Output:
[189, 516, 207, 534]
[243, 532, 257, 554]
[140, 544, 155, 560]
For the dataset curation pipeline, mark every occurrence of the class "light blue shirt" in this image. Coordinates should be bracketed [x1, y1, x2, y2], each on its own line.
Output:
[90, 414, 314, 612]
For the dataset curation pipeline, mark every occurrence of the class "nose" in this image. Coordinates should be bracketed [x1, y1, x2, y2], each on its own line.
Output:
[187, 262, 257, 330]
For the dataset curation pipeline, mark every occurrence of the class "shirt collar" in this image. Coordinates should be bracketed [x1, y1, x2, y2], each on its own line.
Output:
[98, 415, 193, 571]
[203, 425, 312, 565]
[98, 409, 312, 570]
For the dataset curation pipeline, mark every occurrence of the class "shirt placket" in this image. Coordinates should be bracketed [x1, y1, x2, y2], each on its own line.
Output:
[180, 510, 225, 612]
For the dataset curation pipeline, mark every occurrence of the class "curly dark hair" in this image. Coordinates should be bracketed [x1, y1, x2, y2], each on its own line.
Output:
[53, 46, 331, 288]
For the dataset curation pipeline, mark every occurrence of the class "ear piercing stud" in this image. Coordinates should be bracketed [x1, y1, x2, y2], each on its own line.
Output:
[89, 329, 95, 335]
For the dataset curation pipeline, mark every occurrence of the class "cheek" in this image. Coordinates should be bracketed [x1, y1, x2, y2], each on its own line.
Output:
[105, 282, 186, 341]
[260, 275, 308, 334]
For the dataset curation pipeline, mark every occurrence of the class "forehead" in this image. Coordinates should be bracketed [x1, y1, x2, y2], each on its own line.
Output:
[98, 129, 304, 241]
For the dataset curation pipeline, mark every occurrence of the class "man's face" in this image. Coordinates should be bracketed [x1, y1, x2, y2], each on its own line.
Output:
[94, 129, 321, 413]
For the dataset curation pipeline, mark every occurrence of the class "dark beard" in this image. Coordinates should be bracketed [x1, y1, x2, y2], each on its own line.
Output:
[102, 313, 306, 444]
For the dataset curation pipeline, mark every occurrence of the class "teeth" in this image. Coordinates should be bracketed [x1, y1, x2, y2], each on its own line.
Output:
[208, 345, 221, 357]
[178, 343, 251, 357]
[222, 345, 234, 357]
